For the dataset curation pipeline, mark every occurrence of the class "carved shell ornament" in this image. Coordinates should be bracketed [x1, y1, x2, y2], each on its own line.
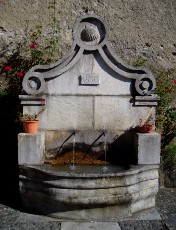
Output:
[22, 14, 156, 96]
[80, 22, 101, 45]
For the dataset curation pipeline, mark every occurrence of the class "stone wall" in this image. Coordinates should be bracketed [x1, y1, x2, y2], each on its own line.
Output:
[0, 0, 176, 71]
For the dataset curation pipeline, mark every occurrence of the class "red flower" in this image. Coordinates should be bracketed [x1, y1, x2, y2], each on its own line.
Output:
[4, 66, 12, 71]
[173, 79, 176, 83]
[30, 43, 37, 49]
[40, 99, 45, 104]
[17, 72, 24, 77]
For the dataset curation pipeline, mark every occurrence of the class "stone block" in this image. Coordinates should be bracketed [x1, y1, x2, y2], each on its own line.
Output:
[94, 97, 155, 131]
[61, 222, 121, 230]
[134, 132, 161, 164]
[94, 96, 131, 130]
[134, 95, 160, 106]
[18, 132, 45, 165]
[45, 96, 94, 130]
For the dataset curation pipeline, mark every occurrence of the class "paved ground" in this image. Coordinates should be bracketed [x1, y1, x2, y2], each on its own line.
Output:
[0, 188, 175, 230]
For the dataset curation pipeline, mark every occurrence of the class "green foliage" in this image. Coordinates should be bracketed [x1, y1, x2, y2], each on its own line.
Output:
[161, 144, 176, 172]
[0, 0, 61, 98]
[131, 59, 176, 170]
[155, 68, 176, 173]
[0, 90, 8, 98]
[131, 57, 146, 67]
[155, 68, 176, 149]
[19, 108, 45, 122]
[0, 0, 60, 131]
[19, 113, 38, 122]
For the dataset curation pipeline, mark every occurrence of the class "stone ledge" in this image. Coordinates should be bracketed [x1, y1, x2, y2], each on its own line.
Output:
[19, 95, 46, 106]
[134, 94, 160, 106]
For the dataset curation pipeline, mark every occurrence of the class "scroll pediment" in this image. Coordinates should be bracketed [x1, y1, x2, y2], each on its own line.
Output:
[22, 14, 156, 96]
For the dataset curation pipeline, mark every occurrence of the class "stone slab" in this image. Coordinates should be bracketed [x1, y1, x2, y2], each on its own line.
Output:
[129, 207, 161, 221]
[61, 222, 121, 230]
[134, 132, 161, 164]
[45, 53, 131, 96]
[134, 95, 160, 106]
[94, 96, 131, 130]
[18, 132, 45, 165]
[94, 96, 154, 130]
[44, 130, 123, 156]
[45, 96, 94, 130]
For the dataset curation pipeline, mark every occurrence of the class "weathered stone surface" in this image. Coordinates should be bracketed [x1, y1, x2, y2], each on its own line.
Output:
[21, 95, 155, 133]
[45, 96, 94, 130]
[45, 53, 131, 96]
[134, 132, 161, 164]
[15, 6, 161, 221]
[18, 132, 45, 165]
[94, 97, 155, 130]
[45, 130, 120, 154]
[19, 164, 159, 220]
[0, 0, 176, 71]
[4, 189, 176, 229]
[21, 14, 156, 96]
[18, 14, 160, 166]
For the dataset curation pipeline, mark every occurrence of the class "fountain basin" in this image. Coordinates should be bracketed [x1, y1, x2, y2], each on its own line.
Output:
[18, 14, 161, 221]
[19, 164, 159, 221]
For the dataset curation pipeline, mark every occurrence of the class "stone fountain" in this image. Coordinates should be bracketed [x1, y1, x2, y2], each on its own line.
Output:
[18, 14, 161, 220]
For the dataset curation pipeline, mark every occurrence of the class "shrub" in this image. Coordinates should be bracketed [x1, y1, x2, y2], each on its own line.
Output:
[161, 144, 176, 172]
[0, 0, 60, 135]
[0, 0, 60, 98]
[131, 57, 147, 67]
[155, 68, 176, 149]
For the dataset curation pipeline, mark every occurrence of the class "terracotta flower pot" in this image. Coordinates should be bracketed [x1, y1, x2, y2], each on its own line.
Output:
[23, 120, 39, 133]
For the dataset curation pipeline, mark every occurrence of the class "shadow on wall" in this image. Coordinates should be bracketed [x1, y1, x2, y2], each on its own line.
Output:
[93, 50, 139, 96]
[0, 95, 22, 209]
[98, 131, 136, 168]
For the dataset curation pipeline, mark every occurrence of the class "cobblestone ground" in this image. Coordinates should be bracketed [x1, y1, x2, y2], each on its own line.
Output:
[156, 188, 176, 230]
[0, 205, 61, 230]
[118, 188, 176, 230]
[119, 220, 167, 230]
[0, 188, 175, 230]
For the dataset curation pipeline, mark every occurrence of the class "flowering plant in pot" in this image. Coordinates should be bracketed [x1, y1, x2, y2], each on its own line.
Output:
[20, 114, 39, 134]
[135, 120, 153, 133]
[19, 100, 45, 133]
[135, 114, 154, 133]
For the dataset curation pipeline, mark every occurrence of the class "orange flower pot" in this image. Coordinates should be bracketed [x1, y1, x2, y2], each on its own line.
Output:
[23, 120, 39, 133]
